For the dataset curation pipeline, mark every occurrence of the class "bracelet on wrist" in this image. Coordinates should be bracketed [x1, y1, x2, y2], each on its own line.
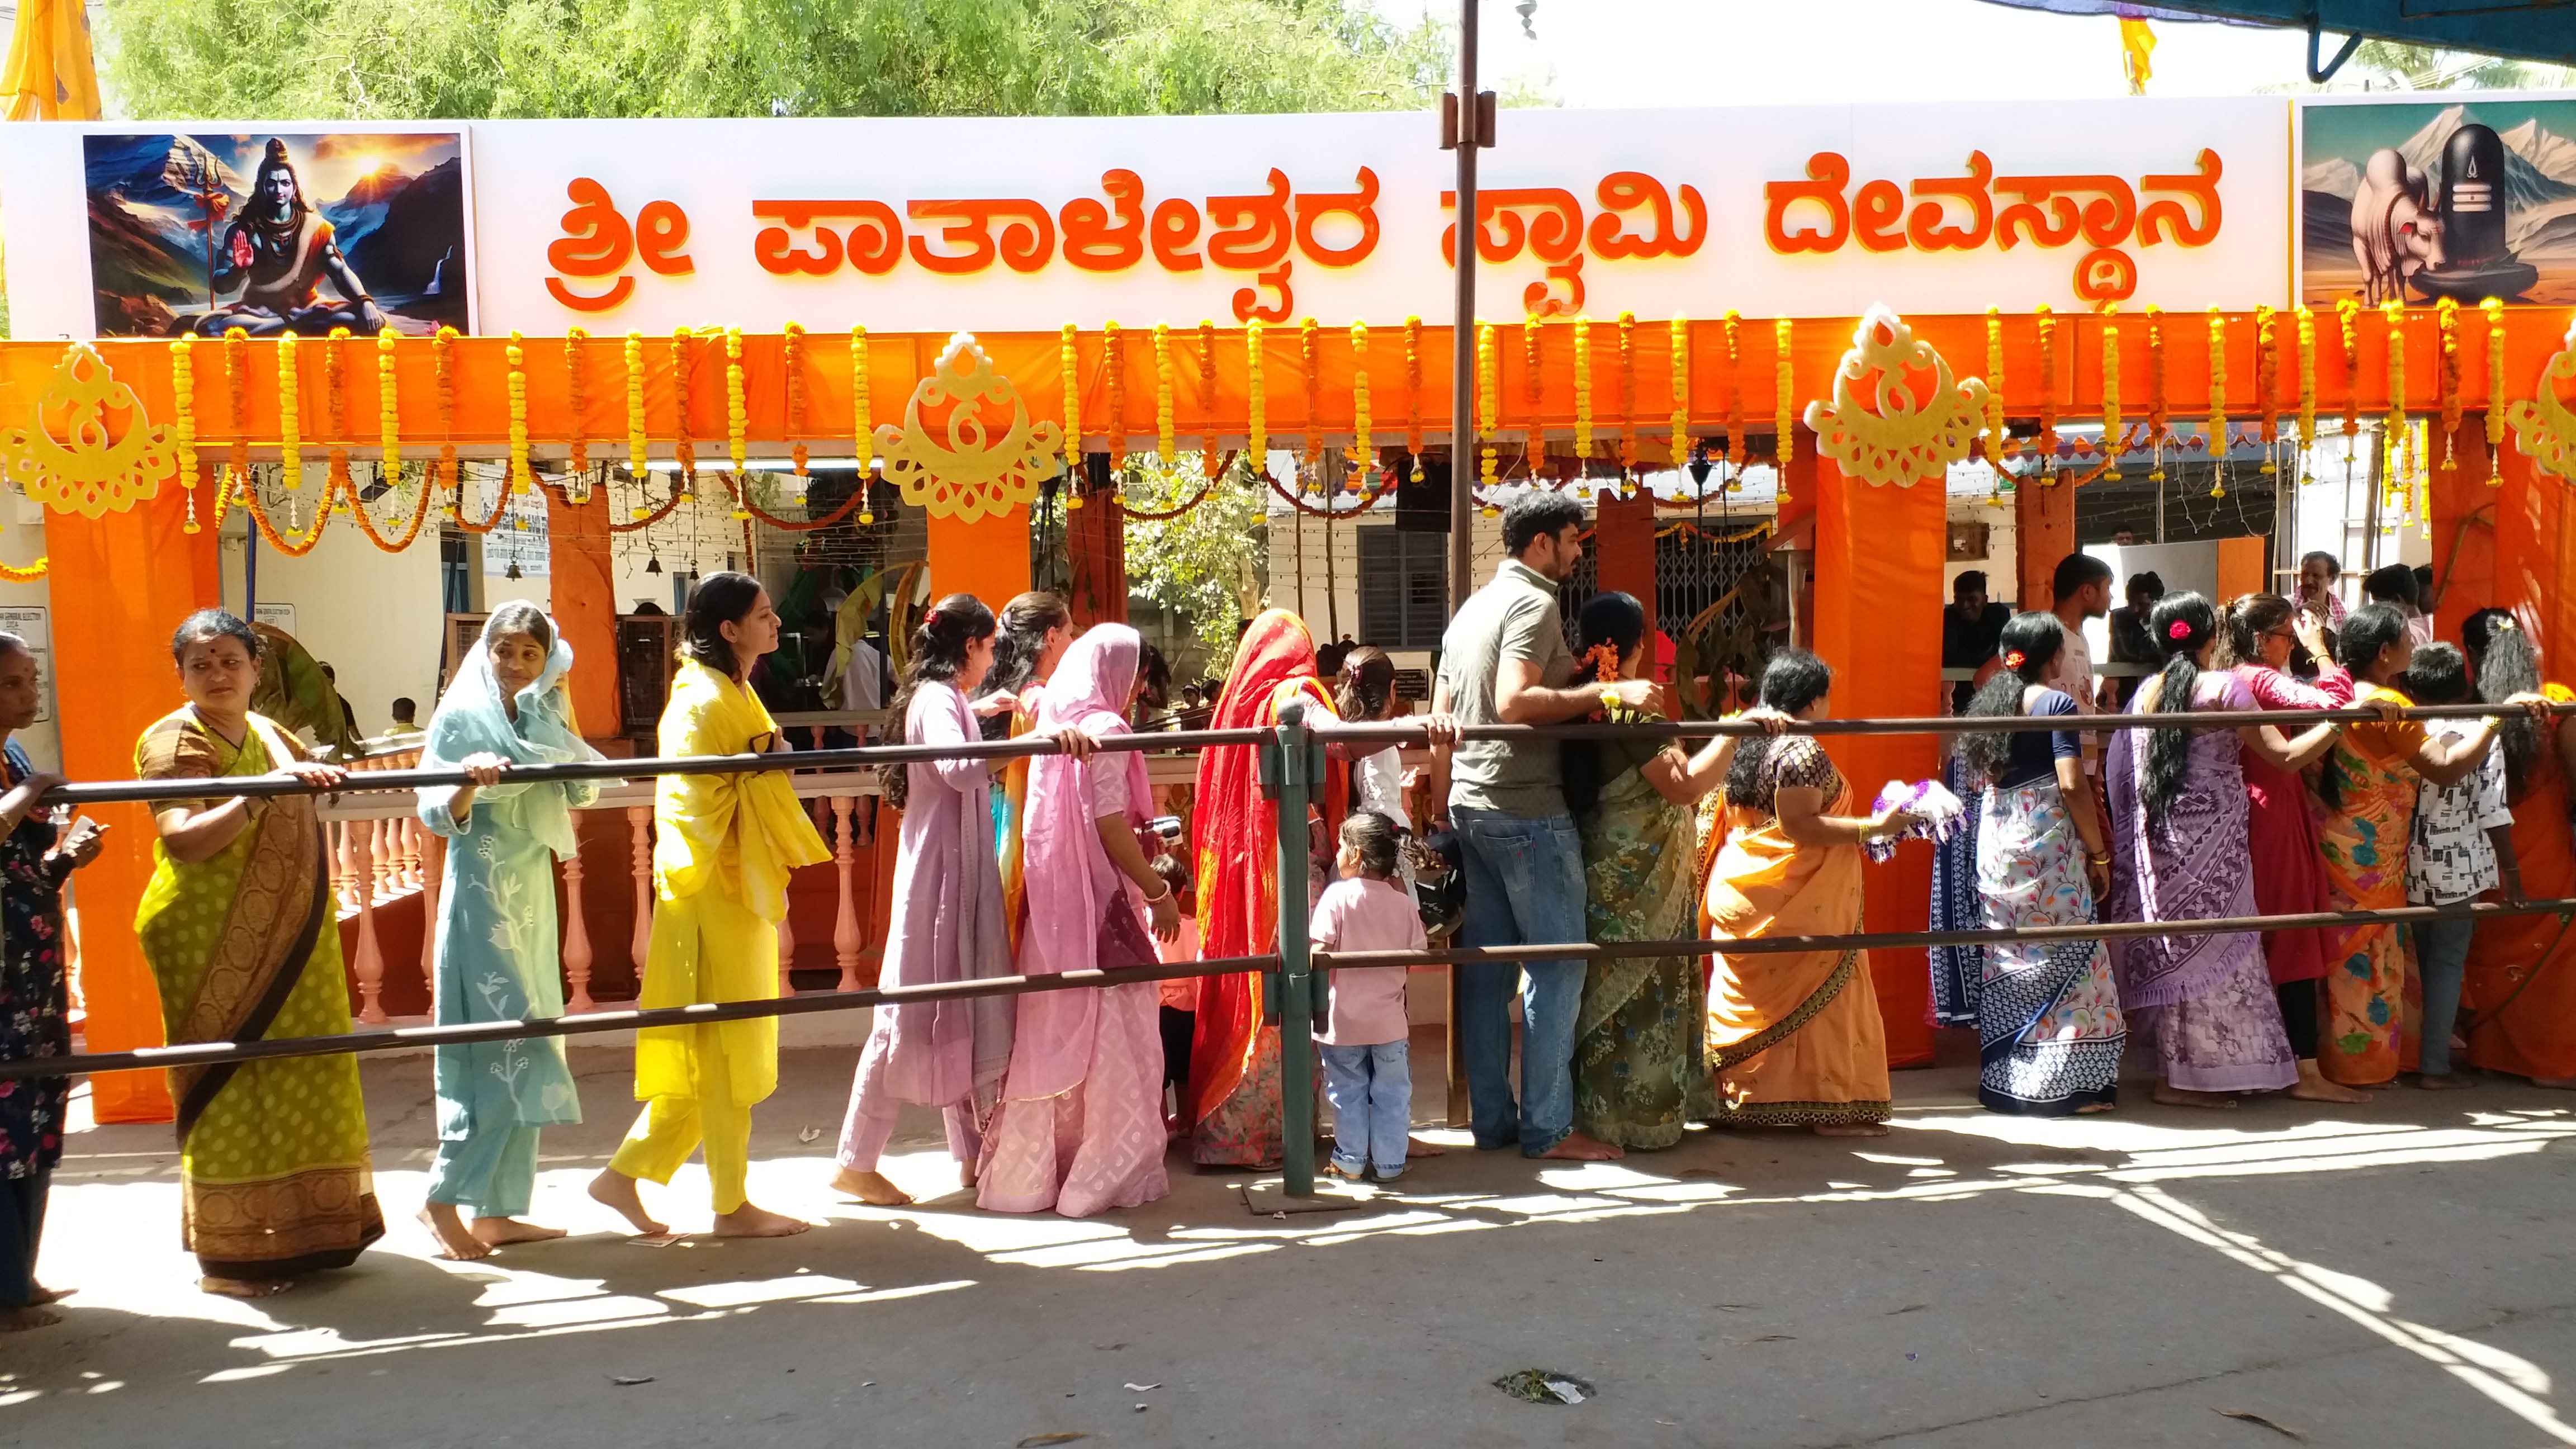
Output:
[1139, 882, 1172, 904]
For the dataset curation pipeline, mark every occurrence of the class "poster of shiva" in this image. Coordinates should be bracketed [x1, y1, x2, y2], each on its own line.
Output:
[2302, 94, 2576, 309]
[83, 129, 473, 337]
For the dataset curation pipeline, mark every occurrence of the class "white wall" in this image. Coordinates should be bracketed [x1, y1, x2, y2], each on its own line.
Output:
[233, 503, 446, 738]
[1943, 493, 2021, 609]
[0, 498, 59, 771]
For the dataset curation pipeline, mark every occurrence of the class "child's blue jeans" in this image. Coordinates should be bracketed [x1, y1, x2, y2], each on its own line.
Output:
[1319, 1040, 1411, 1178]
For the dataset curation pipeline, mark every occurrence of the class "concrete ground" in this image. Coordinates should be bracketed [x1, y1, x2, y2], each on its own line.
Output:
[6, 1032, 2576, 1449]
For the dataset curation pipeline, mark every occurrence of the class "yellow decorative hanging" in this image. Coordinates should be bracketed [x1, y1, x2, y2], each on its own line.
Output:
[172, 334, 201, 532]
[0, 341, 175, 519]
[852, 324, 874, 524]
[2505, 316, 2576, 481]
[277, 330, 302, 490]
[1675, 314, 1694, 471]
[1060, 323, 1082, 480]
[1404, 315, 1424, 481]
[377, 329, 401, 477]
[2035, 304, 2058, 483]
[1246, 318, 1267, 473]
[1477, 321, 1499, 487]
[723, 327, 749, 514]
[566, 326, 591, 476]
[875, 331, 1066, 524]
[2483, 297, 2508, 477]
[623, 331, 648, 505]
[1801, 305, 1989, 489]
[2295, 305, 2317, 482]
[781, 322, 806, 478]
[2206, 306, 2226, 498]
[505, 330, 532, 495]
[2101, 306, 2122, 467]
[1571, 315, 1593, 461]
[1983, 307, 2006, 470]
[1349, 320, 1372, 476]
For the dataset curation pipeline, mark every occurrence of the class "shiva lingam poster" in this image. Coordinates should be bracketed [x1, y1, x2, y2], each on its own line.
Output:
[2302, 94, 2576, 309]
[82, 129, 474, 338]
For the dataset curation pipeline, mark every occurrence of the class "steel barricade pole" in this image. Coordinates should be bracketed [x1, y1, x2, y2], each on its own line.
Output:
[1264, 700, 1322, 1197]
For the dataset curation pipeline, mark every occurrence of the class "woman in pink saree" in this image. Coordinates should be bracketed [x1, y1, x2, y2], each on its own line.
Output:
[978, 624, 1180, 1216]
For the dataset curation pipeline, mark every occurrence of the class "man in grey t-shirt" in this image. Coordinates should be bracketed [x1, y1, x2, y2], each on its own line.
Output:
[1429, 493, 1655, 1160]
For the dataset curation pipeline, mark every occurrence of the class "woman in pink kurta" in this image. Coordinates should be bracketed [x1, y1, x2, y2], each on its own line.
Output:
[978, 624, 1180, 1218]
[2219, 594, 2373, 1105]
[832, 595, 1087, 1207]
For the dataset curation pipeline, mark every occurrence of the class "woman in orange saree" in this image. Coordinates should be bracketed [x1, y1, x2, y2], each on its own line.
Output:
[1702, 652, 1915, 1135]
[1187, 609, 1346, 1167]
[2464, 610, 2576, 1086]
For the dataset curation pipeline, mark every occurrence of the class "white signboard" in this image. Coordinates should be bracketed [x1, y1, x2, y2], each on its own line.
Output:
[0, 100, 2290, 338]
[0, 607, 49, 726]
[254, 601, 297, 636]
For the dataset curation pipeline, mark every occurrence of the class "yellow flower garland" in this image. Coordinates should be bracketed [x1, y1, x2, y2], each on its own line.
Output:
[1985, 306, 2006, 468]
[377, 329, 400, 476]
[671, 327, 695, 500]
[2101, 306, 2122, 465]
[624, 331, 648, 508]
[724, 328, 749, 515]
[1571, 315, 1593, 463]
[1617, 311, 1639, 476]
[277, 330, 301, 491]
[1299, 316, 1320, 477]
[1477, 321, 1499, 490]
[852, 324, 875, 524]
[225, 326, 251, 493]
[1680, 314, 1699, 475]
[1524, 318, 1544, 468]
[1349, 320, 1372, 486]
[1771, 316, 1791, 490]
[566, 326, 591, 476]
[1199, 320, 1221, 479]
[2483, 297, 2507, 475]
[324, 326, 352, 512]
[172, 335, 200, 533]
[1104, 319, 1126, 479]
[1404, 315, 1424, 481]
[1153, 322, 1176, 466]
[1246, 318, 1267, 476]
[2206, 306, 2227, 499]
[2143, 303, 2167, 481]
[2295, 305, 2317, 482]
[1061, 322, 1082, 482]
[2336, 298, 2362, 440]
[2035, 304, 2057, 482]
[506, 331, 532, 496]
[2383, 300, 2407, 513]
[2436, 296, 2462, 478]
[2255, 304, 2278, 475]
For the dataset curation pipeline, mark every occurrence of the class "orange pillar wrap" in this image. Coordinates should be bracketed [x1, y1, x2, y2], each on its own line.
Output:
[543, 487, 620, 740]
[1812, 458, 1941, 1068]
[2215, 536, 2267, 603]
[1065, 496, 1128, 628]
[927, 508, 1031, 616]
[2494, 441, 2559, 650]
[2428, 424, 2497, 642]
[2015, 477, 2075, 614]
[50, 488, 220, 1122]
[1594, 491, 1657, 633]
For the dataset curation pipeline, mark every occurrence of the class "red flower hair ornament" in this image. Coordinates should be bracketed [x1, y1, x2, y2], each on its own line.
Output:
[2167, 619, 2193, 641]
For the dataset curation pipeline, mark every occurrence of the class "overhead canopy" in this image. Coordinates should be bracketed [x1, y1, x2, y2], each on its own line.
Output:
[1982, 0, 2576, 72]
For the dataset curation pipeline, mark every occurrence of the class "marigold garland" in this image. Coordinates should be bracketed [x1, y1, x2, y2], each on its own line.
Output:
[624, 332, 648, 505]
[670, 327, 696, 499]
[2384, 300, 2408, 512]
[343, 442, 438, 554]
[779, 322, 804, 477]
[276, 330, 302, 491]
[1404, 315, 1424, 481]
[715, 471, 868, 532]
[1245, 319, 1267, 475]
[1153, 322, 1177, 465]
[1060, 322, 1083, 481]
[2206, 306, 2227, 499]
[435, 325, 461, 512]
[2143, 304, 2167, 481]
[2255, 304, 2279, 474]
[376, 329, 400, 476]
[2035, 304, 2058, 481]
[1523, 318, 1545, 466]
[506, 330, 533, 496]
[1298, 316, 1322, 477]
[2101, 306, 2122, 464]
[2336, 297, 2362, 440]
[172, 335, 201, 533]
[1571, 315, 1594, 468]
[1105, 319, 1128, 473]
[566, 326, 591, 476]
[1771, 316, 1791, 489]
[1477, 322, 1499, 487]
[2295, 305, 2318, 482]
[238, 471, 330, 556]
[723, 328, 749, 515]
[1684, 315, 1703, 473]
[1984, 306, 2006, 467]
[850, 324, 874, 521]
[1199, 320, 1223, 480]
[1349, 320, 1372, 484]
[2483, 297, 2507, 462]
[1617, 311, 1639, 475]
[1721, 311, 1743, 472]
[225, 326, 251, 491]
[325, 326, 352, 509]
[2436, 296, 2462, 479]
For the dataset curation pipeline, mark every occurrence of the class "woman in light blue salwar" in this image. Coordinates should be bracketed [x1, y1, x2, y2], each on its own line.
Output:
[414, 604, 602, 1259]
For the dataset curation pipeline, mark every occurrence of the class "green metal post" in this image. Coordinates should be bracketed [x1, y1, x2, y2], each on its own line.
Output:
[1267, 699, 1319, 1196]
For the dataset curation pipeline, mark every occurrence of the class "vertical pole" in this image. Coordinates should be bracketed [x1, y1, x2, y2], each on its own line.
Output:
[1273, 700, 1316, 1196]
[1447, 0, 1480, 614]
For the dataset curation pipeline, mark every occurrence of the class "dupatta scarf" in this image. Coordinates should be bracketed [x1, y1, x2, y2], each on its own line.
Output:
[1011, 625, 1154, 1100]
[1186, 609, 1347, 1127]
[418, 612, 603, 858]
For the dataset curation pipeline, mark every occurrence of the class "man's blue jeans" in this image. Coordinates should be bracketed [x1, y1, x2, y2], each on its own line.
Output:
[1451, 805, 1589, 1156]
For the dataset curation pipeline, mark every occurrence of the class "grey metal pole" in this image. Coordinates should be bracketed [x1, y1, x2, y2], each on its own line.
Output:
[1447, 0, 1480, 613]
[1271, 699, 1318, 1196]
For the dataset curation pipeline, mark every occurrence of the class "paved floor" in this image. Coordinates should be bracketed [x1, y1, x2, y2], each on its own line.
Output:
[6, 1036, 2576, 1448]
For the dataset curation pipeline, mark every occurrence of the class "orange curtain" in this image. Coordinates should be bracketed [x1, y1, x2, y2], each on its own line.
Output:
[1811, 456, 1942, 1068]
[926, 508, 1030, 616]
[2015, 477, 2075, 613]
[2215, 536, 2267, 603]
[1066, 494, 1129, 628]
[50, 486, 219, 1121]
[2429, 424, 2497, 641]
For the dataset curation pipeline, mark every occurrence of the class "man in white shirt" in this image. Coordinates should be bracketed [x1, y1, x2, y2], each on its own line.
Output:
[841, 634, 884, 714]
[2047, 553, 2114, 771]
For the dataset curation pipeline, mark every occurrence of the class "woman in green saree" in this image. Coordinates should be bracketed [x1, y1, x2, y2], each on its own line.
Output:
[1566, 592, 1742, 1149]
[135, 610, 383, 1298]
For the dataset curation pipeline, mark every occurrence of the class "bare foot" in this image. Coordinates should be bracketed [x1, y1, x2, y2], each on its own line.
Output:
[1535, 1130, 1625, 1161]
[2075, 1102, 2116, 1115]
[419, 1202, 491, 1260]
[958, 1160, 978, 1192]
[827, 1166, 912, 1207]
[1813, 1123, 1891, 1137]
[471, 1217, 569, 1247]
[2416, 1072, 2476, 1091]
[2288, 1060, 2375, 1104]
[1405, 1135, 1448, 1158]
[0, 1305, 61, 1331]
[586, 1168, 668, 1237]
[2153, 1083, 2239, 1110]
[28, 1284, 73, 1305]
[200, 1277, 292, 1299]
[712, 1203, 811, 1238]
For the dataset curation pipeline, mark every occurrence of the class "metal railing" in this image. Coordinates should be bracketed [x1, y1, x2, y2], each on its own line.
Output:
[20, 697, 2572, 1197]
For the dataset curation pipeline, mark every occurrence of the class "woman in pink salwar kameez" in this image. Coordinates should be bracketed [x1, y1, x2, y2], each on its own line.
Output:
[978, 624, 1180, 1217]
[831, 596, 1090, 1207]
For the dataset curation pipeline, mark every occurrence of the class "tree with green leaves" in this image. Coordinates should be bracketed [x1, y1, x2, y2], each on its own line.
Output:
[1120, 457, 1265, 660]
[101, 0, 1448, 120]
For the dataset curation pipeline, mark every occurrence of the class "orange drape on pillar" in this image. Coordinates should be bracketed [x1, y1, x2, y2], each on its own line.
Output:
[2430, 423, 2497, 642]
[1812, 456, 1942, 1069]
[2215, 536, 2267, 603]
[1594, 493, 1659, 698]
[1066, 496, 1128, 628]
[543, 487, 620, 740]
[2493, 438, 2561, 651]
[50, 487, 219, 1122]
[927, 508, 1031, 615]
[2015, 478, 2075, 613]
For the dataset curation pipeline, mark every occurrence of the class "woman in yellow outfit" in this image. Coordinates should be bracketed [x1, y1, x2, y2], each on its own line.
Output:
[589, 573, 829, 1237]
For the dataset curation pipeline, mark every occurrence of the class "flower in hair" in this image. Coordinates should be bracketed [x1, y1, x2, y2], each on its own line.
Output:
[1584, 642, 1621, 684]
[2001, 650, 2025, 670]
[2168, 619, 2193, 641]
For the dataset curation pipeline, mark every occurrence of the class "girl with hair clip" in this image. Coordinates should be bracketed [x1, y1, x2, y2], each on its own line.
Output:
[413, 604, 603, 1259]
[2309, 604, 2545, 1088]
[2463, 610, 2576, 1087]
[2217, 593, 2371, 1102]
[1955, 611, 2124, 1115]
[2106, 593, 2342, 1107]
[1334, 646, 1418, 893]
[830, 596, 1093, 1207]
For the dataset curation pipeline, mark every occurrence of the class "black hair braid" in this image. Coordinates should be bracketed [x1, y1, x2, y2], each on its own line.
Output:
[1958, 612, 2067, 784]
[2139, 591, 2218, 825]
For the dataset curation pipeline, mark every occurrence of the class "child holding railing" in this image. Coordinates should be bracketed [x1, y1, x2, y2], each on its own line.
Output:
[1310, 810, 1423, 1183]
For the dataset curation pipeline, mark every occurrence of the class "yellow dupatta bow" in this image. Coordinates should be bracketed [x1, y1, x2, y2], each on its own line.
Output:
[652, 660, 830, 920]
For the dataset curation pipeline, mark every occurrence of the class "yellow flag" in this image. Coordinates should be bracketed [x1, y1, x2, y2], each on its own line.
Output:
[2, 0, 103, 121]
[2119, 17, 2156, 97]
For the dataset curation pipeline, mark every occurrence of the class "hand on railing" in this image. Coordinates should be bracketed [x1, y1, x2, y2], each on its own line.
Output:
[281, 760, 348, 792]
[1050, 727, 1098, 761]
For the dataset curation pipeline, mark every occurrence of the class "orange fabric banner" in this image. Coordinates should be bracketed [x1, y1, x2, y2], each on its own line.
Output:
[49, 488, 219, 1122]
[542, 485, 621, 738]
[1811, 456, 1941, 1068]
[2427, 424, 2497, 642]
[2215, 536, 2267, 604]
[2493, 439, 2560, 653]
[926, 507, 1031, 618]
[2015, 478, 2075, 612]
